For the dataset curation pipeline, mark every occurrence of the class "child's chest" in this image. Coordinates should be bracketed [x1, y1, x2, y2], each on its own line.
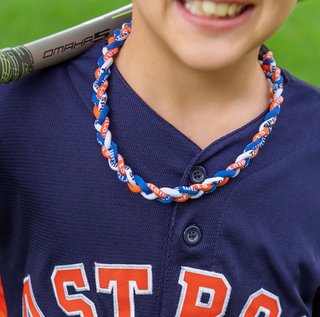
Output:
[2, 162, 320, 317]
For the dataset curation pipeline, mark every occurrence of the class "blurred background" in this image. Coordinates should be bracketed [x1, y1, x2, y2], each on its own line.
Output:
[0, 0, 319, 87]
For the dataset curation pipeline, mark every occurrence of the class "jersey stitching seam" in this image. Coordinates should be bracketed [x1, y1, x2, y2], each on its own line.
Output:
[159, 203, 179, 317]
[211, 119, 319, 271]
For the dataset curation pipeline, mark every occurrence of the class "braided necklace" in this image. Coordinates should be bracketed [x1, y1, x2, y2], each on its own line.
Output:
[92, 22, 284, 203]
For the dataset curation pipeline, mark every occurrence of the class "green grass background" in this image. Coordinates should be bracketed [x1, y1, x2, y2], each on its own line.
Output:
[0, 0, 319, 87]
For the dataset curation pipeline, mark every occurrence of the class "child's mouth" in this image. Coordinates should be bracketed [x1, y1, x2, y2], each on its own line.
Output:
[179, 0, 253, 19]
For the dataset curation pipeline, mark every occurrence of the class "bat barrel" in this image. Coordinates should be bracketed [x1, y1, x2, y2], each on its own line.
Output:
[0, 46, 34, 84]
[0, 3, 132, 85]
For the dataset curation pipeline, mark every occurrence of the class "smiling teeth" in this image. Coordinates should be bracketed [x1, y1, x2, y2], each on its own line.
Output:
[184, 1, 246, 18]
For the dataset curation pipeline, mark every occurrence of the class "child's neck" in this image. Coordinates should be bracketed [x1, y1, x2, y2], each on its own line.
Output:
[115, 27, 271, 150]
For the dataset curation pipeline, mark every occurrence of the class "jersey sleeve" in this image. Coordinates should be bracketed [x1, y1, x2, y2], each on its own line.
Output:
[313, 288, 320, 316]
[0, 84, 6, 225]
[0, 80, 15, 248]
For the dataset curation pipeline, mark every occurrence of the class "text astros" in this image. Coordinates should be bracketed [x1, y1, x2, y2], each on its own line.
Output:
[23, 263, 282, 316]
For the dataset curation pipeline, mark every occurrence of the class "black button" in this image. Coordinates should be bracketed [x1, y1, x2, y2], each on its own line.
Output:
[183, 226, 202, 246]
[189, 166, 207, 184]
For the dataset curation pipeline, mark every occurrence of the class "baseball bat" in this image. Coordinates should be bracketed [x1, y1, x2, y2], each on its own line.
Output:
[0, 3, 132, 85]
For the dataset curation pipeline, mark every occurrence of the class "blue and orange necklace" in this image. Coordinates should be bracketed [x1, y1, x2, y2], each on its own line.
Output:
[92, 22, 284, 203]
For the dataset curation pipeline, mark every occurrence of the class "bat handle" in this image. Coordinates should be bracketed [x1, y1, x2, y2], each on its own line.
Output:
[0, 46, 34, 84]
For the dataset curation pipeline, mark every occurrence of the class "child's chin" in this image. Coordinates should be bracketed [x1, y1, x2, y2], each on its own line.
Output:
[170, 39, 249, 71]
[179, 52, 238, 72]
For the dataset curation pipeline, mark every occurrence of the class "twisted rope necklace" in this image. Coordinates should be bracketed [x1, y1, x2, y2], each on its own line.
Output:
[92, 22, 284, 203]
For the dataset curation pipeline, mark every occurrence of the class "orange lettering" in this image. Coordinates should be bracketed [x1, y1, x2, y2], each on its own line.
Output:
[95, 264, 152, 317]
[239, 289, 281, 317]
[51, 264, 97, 317]
[175, 267, 231, 317]
[22, 276, 45, 317]
[0, 275, 7, 317]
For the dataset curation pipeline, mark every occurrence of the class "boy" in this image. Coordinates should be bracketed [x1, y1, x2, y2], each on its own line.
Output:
[1, 0, 320, 315]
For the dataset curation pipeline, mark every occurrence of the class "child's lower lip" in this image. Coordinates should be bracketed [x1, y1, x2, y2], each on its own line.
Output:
[175, 1, 254, 32]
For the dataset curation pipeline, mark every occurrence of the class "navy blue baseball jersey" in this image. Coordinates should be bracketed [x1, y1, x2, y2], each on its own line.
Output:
[0, 43, 320, 316]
